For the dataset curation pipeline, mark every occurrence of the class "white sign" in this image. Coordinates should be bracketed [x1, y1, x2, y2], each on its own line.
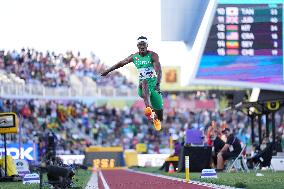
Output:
[57, 155, 85, 165]
[137, 154, 170, 167]
[14, 159, 30, 177]
[23, 173, 40, 184]
[200, 169, 217, 179]
[271, 156, 284, 171]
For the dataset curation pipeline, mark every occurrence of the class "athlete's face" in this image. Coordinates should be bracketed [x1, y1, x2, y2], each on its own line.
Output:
[137, 42, 148, 54]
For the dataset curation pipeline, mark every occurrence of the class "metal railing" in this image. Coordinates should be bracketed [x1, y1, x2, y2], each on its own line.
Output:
[0, 84, 138, 100]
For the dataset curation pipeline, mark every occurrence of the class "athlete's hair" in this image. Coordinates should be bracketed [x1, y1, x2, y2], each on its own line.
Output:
[137, 36, 147, 40]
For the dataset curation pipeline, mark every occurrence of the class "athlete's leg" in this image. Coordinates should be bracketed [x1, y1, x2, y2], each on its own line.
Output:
[154, 109, 163, 121]
[138, 80, 151, 108]
[150, 89, 163, 121]
[138, 79, 162, 131]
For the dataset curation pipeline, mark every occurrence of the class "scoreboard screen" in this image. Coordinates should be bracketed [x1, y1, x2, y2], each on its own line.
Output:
[194, 0, 283, 91]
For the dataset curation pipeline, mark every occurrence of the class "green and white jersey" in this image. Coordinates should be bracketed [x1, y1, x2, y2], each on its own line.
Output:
[132, 52, 157, 81]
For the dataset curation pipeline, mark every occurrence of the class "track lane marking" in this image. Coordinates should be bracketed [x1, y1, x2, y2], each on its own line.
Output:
[85, 171, 99, 189]
[99, 170, 110, 189]
[128, 169, 237, 189]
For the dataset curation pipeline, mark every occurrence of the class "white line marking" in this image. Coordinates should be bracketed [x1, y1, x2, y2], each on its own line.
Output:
[85, 172, 99, 189]
[128, 169, 238, 189]
[99, 170, 110, 189]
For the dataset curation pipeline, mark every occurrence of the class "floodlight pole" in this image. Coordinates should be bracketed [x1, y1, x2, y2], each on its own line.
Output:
[265, 113, 270, 138]
[248, 107, 255, 145]
[258, 115, 262, 144]
[271, 112, 276, 144]
[250, 116, 255, 144]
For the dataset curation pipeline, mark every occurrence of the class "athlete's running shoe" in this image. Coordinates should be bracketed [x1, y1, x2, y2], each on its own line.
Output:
[144, 107, 161, 131]
[153, 118, 161, 131]
[144, 107, 153, 119]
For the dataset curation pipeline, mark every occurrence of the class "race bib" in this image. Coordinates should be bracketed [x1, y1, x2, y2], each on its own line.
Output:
[138, 67, 156, 80]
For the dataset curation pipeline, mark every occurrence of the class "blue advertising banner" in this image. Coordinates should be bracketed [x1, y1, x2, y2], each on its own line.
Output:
[0, 143, 38, 161]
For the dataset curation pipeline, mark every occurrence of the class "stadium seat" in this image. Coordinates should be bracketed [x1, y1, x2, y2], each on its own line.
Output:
[226, 144, 249, 173]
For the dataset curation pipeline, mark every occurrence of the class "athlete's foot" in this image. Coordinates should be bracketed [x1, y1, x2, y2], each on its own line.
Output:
[144, 107, 162, 131]
[153, 118, 161, 131]
[144, 107, 153, 120]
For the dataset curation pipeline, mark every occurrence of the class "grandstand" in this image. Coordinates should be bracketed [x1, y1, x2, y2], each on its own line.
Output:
[0, 49, 137, 100]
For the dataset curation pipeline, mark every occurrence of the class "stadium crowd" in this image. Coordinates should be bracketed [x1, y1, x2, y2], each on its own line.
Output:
[0, 48, 135, 89]
[0, 94, 284, 160]
[0, 49, 284, 160]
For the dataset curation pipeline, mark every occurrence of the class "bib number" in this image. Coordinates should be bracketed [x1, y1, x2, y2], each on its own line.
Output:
[138, 67, 156, 80]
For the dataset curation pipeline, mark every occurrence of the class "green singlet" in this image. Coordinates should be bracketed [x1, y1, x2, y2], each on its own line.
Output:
[132, 52, 163, 110]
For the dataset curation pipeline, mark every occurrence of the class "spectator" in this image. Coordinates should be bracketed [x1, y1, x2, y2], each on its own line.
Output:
[159, 134, 181, 171]
[247, 137, 274, 169]
[0, 89, 283, 160]
[217, 128, 242, 171]
[0, 48, 135, 89]
[210, 128, 225, 168]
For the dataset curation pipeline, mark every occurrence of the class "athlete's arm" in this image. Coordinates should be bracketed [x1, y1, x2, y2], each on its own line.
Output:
[101, 54, 133, 76]
[152, 52, 162, 91]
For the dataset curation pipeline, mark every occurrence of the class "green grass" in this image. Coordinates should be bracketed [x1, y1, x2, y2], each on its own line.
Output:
[0, 169, 92, 189]
[133, 167, 284, 189]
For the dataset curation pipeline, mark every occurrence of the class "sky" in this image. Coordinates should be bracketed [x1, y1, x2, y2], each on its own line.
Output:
[0, 0, 162, 61]
[0, 0, 209, 85]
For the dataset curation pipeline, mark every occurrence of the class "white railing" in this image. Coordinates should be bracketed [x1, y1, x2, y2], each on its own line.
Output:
[0, 84, 138, 100]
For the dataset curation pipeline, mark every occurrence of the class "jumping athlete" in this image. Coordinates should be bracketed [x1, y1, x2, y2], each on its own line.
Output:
[101, 36, 163, 131]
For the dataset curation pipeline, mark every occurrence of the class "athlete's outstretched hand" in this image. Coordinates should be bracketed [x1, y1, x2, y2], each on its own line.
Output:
[101, 70, 109, 76]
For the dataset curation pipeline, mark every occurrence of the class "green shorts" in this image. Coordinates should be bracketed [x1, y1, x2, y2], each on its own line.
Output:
[138, 77, 163, 110]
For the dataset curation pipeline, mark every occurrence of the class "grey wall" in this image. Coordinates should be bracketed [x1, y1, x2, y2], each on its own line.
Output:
[161, 0, 210, 48]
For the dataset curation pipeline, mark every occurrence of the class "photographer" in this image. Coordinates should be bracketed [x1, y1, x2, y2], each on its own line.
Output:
[46, 130, 58, 164]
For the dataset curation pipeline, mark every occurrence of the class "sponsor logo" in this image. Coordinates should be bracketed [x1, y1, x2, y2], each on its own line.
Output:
[57, 155, 85, 165]
[137, 154, 170, 167]
[23, 173, 40, 184]
[201, 169, 217, 178]
[0, 143, 37, 160]
[16, 161, 24, 166]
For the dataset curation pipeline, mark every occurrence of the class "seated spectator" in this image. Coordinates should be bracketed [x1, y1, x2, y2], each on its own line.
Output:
[210, 129, 225, 168]
[159, 134, 181, 171]
[247, 137, 274, 169]
[216, 128, 242, 171]
[0, 48, 135, 89]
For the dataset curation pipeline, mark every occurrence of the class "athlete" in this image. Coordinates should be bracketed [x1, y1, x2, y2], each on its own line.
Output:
[101, 36, 163, 131]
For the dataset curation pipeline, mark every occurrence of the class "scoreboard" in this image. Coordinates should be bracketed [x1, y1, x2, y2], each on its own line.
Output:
[210, 4, 281, 56]
[194, 0, 283, 91]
